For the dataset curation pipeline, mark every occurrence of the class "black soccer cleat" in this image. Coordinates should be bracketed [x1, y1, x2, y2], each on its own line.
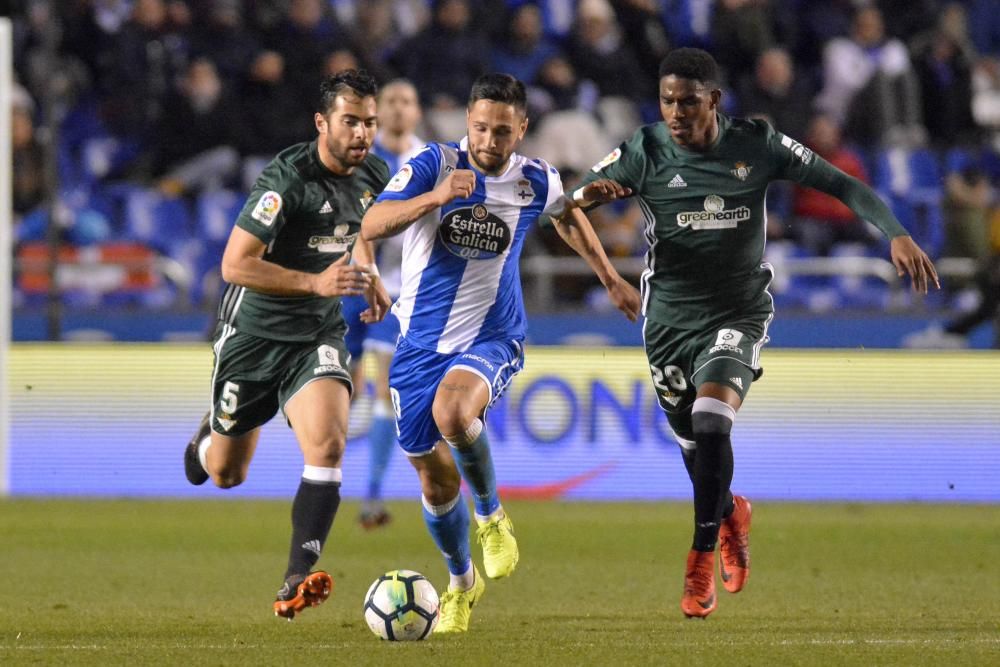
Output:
[184, 412, 211, 486]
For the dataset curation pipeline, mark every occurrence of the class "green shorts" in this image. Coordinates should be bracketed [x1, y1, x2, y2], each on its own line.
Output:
[642, 316, 770, 422]
[210, 323, 353, 437]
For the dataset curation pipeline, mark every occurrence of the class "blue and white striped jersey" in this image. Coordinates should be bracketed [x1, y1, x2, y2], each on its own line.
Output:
[370, 133, 425, 296]
[375, 139, 568, 354]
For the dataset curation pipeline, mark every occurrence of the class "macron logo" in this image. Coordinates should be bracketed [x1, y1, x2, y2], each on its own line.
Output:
[302, 539, 322, 556]
[318, 201, 333, 214]
[668, 174, 687, 188]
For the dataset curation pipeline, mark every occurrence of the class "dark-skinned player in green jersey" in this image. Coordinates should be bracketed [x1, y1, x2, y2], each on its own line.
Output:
[576, 49, 939, 619]
[182, 70, 392, 620]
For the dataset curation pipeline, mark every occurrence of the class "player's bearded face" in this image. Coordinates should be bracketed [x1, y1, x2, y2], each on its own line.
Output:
[466, 99, 528, 174]
[319, 93, 378, 171]
[659, 75, 720, 150]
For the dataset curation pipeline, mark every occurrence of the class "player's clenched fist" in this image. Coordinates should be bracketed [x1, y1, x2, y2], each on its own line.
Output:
[310, 252, 371, 297]
[432, 169, 476, 205]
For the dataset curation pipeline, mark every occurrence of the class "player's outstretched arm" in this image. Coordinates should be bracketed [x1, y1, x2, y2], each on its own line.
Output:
[350, 237, 391, 322]
[803, 167, 941, 294]
[551, 206, 641, 322]
[222, 226, 370, 297]
[362, 169, 476, 241]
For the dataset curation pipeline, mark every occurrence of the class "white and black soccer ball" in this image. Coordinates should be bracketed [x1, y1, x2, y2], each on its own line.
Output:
[363, 570, 439, 641]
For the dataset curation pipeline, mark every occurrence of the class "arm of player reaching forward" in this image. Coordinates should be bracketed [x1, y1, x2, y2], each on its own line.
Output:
[221, 226, 371, 298]
[802, 166, 940, 293]
[361, 169, 476, 241]
[349, 236, 391, 323]
[553, 179, 641, 322]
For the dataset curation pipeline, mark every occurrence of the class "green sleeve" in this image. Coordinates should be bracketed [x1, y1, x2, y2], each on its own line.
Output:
[235, 160, 303, 244]
[766, 125, 908, 239]
[578, 130, 648, 193]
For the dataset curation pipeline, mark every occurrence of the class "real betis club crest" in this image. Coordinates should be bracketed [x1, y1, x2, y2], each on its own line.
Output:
[359, 190, 374, 210]
[731, 162, 752, 181]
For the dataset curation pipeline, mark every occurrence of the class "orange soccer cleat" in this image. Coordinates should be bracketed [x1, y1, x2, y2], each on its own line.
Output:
[680, 549, 717, 618]
[273, 571, 334, 620]
[718, 495, 752, 593]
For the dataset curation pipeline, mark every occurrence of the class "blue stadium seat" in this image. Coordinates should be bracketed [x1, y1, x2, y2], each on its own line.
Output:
[195, 189, 243, 244]
[122, 188, 193, 252]
[873, 147, 945, 258]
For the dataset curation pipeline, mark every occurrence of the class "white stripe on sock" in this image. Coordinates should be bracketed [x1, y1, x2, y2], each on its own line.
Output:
[197, 436, 212, 472]
[422, 493, 461, 516]
[303, 465, 342, 483]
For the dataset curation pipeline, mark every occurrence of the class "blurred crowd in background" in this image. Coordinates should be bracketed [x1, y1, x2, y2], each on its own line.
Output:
[5, 0, 1000, 332]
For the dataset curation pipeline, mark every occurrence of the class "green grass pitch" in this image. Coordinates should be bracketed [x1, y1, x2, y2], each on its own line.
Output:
[1, 499, 998, 666]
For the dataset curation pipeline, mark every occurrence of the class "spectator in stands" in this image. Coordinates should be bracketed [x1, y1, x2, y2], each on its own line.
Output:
[943, 163, 993, 261]
[606, 0, 670, 87]
[711, 0, 775, 85]
[265, 0, 347, 105]
[966, 0, 1000, 58]
[565, 0, 650, 103]
[790, 114, 879, 256]
[972, 56, 1000, 151]
[912, 4, 977, 148]
[104, 0, 191, 138]
[738, 47, 811, 141]
[393, 0, 488, 109]
[153, 58, 241, 195]
[522, 59, 609, 173]
[491, 2, 561, 86]
[815, 6, 924, 147]
[238, 50, 314, 167]
[527, 55, 599, 116]
[11, 83, 46, 217]
[188, 0, 260, 87]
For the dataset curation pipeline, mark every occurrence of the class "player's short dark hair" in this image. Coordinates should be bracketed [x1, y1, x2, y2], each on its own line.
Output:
[318, 69, 378, 115]
[468, 73, 527, 113]
[658, 48, 720, 87]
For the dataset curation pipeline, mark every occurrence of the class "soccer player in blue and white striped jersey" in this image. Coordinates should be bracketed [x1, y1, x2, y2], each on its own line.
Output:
[362, 73, 640, 633]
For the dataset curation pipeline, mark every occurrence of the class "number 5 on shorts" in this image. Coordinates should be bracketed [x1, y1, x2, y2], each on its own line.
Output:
[220, 381, 240, 414]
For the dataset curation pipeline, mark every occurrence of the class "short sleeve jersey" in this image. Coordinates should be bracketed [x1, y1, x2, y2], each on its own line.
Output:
[375, 140, 568, 354]
[580, 115, 848, 330]
[218, 141, 389, 341]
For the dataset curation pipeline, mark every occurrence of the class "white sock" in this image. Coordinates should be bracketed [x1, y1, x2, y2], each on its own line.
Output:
[449, 560, 475, 591]
[475, 506, 505, 525]
[197, 435, 212, 472]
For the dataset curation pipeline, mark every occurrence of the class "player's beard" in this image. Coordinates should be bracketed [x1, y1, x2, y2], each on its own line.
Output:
[329, 136, 370, 168]
[472, 147, 508, 174]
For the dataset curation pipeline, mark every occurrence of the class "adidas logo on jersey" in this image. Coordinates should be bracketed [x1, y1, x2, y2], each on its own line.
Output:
[302, 539, 322, 556]
[729, 377, 744, 390]
[668, 174, 687, 188]
[318, 200, 334, 214]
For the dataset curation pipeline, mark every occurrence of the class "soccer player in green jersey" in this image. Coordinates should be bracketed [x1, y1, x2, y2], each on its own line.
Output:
[577, 49, 939, 619]
[182, 70, 392, 620]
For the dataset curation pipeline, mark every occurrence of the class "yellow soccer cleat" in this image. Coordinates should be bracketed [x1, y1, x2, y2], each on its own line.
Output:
[434, 566, 485, 634]
[476, 512, 519, 579]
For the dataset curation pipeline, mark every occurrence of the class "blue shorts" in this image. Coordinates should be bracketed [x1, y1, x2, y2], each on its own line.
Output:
[388, 336, 524, 456]
[342, 295, 401, 360]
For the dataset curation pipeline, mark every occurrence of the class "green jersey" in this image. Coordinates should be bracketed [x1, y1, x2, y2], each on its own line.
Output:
[218, 141, 389, 342]
[581, 115, 906, 330]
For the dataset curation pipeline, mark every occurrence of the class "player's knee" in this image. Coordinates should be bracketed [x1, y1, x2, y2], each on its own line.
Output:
[691, 397, 735, 436]
[432, 400, 478, 442]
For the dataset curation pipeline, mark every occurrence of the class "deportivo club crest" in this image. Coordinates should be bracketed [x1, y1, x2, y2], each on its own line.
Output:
[731, 162, 753, 181]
